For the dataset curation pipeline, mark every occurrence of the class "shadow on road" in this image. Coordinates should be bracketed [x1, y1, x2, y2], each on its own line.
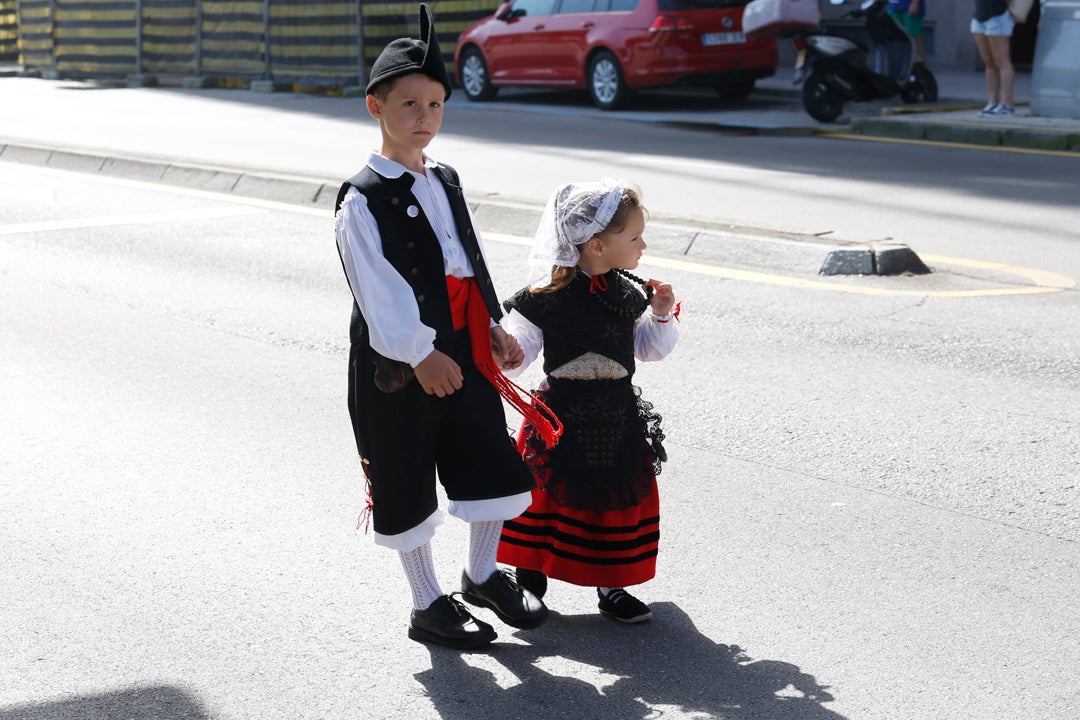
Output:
[415, 602, 845, 720]
[0, 686, 208, 720]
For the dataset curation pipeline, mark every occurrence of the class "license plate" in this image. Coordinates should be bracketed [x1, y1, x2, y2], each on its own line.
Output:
[702, 31, 746, 46]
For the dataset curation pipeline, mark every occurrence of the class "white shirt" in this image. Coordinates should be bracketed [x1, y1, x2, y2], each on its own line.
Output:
[335, 151, 493, 367]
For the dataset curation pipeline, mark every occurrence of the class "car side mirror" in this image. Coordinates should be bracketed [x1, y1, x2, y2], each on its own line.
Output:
[497, 6, 525, 21]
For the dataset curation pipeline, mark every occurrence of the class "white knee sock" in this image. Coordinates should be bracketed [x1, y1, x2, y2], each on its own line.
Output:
[398, 542, 443, 611]
[465, 520, 503, 584]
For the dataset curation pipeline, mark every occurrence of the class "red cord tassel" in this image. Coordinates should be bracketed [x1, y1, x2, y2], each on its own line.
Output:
[448, 277, 563, 449]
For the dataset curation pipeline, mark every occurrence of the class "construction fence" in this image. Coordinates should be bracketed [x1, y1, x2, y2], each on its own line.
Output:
[6, 1, 493, 89]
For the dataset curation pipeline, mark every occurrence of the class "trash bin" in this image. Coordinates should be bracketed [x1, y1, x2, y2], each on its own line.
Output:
[1031, 0, 1080, 118]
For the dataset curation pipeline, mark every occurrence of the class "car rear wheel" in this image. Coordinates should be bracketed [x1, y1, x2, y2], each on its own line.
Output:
[716, 78, 755, 103]
[587, 51, 629, 111]
[802, 70, 844, 123]
[460, 47, 497, 102]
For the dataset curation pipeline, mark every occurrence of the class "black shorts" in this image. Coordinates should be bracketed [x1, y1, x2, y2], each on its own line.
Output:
[348, 329, 535, 536]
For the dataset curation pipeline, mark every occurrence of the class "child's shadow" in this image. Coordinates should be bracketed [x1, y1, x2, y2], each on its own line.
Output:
[415, 601, 846, 720]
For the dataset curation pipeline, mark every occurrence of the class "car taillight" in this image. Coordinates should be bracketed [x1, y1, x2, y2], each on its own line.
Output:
[648, 14, 696, 33]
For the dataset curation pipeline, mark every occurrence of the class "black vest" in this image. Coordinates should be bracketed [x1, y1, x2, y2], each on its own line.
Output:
[505, 272, 640, 376]
[335, 163, 502, 351]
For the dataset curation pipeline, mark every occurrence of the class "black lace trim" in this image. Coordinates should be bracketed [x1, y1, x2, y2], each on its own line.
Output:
[519, 378, 666, 513]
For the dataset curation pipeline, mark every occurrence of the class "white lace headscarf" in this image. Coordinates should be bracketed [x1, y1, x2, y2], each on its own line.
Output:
[527, 177, 637, 289]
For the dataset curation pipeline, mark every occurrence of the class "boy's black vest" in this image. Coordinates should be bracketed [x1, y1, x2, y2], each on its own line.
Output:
[335, 163, 502, 353]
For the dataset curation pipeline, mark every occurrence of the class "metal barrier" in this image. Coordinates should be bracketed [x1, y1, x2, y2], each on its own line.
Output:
[0, 0, 17, 63]
[11, 0, 494, 90]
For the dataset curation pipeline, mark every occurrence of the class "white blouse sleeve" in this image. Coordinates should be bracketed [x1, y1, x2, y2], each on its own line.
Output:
[500, 308, 544, 379]
[634, 308, 680, 361]
[335, 188, 436, 367]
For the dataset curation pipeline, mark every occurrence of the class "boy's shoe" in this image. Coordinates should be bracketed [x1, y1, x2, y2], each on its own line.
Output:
[597, 588, 652, 624]
[990, 104, 1015, 117]
[408, 595, 497, 649]
[461, 569, 548, 629]
[514, 567, 548, 600]
[977, 103, 999, 117]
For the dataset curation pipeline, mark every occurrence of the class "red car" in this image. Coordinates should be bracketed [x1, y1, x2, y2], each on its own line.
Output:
[454, 0, 778, 110]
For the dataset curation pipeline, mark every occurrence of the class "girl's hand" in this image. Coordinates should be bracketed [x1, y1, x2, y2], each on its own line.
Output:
[647, 280, 676, 316]
[490, 326, 525, 370]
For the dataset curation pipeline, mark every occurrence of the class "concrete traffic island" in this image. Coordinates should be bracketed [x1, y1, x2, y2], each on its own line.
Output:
[820, 243, 931, 276]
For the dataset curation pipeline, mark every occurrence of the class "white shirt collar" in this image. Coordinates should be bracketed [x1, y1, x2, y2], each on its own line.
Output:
[366, 151, 439, 179]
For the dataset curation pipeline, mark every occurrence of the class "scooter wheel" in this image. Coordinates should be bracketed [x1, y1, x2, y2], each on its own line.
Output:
[902, 63, 939, 104]
[802, 71, 844, 123]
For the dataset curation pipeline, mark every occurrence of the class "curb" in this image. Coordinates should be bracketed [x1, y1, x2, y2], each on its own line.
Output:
[1, 138, 908, 279]
[849, 116, 1080, 153]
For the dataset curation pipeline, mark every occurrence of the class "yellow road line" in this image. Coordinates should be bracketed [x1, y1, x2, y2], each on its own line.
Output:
[921, 253, 1075, 289]
[487, 232, 1072, 297]
[817, 132, 1080, 159]
[10, 163, 1074, 298]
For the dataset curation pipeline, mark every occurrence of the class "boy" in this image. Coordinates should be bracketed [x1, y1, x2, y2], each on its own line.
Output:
[334, 4, 547, 649]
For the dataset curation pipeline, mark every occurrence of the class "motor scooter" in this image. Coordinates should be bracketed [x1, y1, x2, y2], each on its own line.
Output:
[799, 0, 937, 123]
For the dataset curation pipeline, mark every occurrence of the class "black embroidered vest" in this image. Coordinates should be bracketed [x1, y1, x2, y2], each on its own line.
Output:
[505, 272, 640, 376]
[334, 163, 502, 351]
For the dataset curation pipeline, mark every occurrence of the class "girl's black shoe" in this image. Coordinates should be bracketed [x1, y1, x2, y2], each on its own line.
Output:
[597, 588, 651, 624]
[514, 568, 548, 600]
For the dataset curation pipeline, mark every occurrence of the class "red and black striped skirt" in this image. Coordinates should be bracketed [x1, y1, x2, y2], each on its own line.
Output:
[498, 483, 660, 587]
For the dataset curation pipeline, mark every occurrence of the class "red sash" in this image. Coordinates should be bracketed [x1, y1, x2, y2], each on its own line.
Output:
[446, 275, 562, 448]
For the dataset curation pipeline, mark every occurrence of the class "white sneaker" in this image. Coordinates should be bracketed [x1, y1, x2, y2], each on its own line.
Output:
[977, 103, 999, 117]
[990, 104, 1015, 117]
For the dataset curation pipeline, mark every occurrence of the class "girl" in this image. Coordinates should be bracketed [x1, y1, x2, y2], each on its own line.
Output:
[971, 0, 1016, 117]
[498, 179, 679, 623]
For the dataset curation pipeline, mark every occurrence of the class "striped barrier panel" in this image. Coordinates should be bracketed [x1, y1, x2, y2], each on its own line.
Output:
[54, 0, 137, 78]
[360, 0, 493, 81]
[12, 0, 498, 88]
[0, 0, 17, 63]
[266, 1, 358, 88]
[197, 0, 263, 78]
[140, 0, 196, 75]
[16, 0, 56, 71]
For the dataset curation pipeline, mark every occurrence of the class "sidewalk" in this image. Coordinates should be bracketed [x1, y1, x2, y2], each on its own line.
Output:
[754, 65, 1080, 152]
[3, 62, 1079, 154]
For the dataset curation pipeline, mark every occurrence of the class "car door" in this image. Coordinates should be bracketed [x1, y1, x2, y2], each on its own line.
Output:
[543, 0, 600, 84]
[486, 0, 560, 82]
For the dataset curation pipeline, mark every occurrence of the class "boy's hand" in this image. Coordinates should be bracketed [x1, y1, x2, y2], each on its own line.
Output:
[414, 350, 463, 397]
[647, 280, 676, 317]
[490, 326, 525, 371]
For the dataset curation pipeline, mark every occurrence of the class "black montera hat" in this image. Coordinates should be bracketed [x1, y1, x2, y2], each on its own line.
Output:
[366, 3, 452, 100]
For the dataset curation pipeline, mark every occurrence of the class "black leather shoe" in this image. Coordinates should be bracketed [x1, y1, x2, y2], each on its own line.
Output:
[515, 567, 548, 600]
[461, 569, 548, 629]
[597, 588, 651, 624]
[408, 595, 497, 649]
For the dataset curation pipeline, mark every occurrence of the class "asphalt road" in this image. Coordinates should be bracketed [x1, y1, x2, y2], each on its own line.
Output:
[1, 160, 1077, 720]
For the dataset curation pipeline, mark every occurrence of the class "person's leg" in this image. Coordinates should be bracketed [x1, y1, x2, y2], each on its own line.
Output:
[973, 33, 1000, 108]
[399, 542, 443, 611]
[913, 33, 926, 64]
[438, 364, 547, 629]
[987, 35, 1014, 108]
[465, 519, 502, 585]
